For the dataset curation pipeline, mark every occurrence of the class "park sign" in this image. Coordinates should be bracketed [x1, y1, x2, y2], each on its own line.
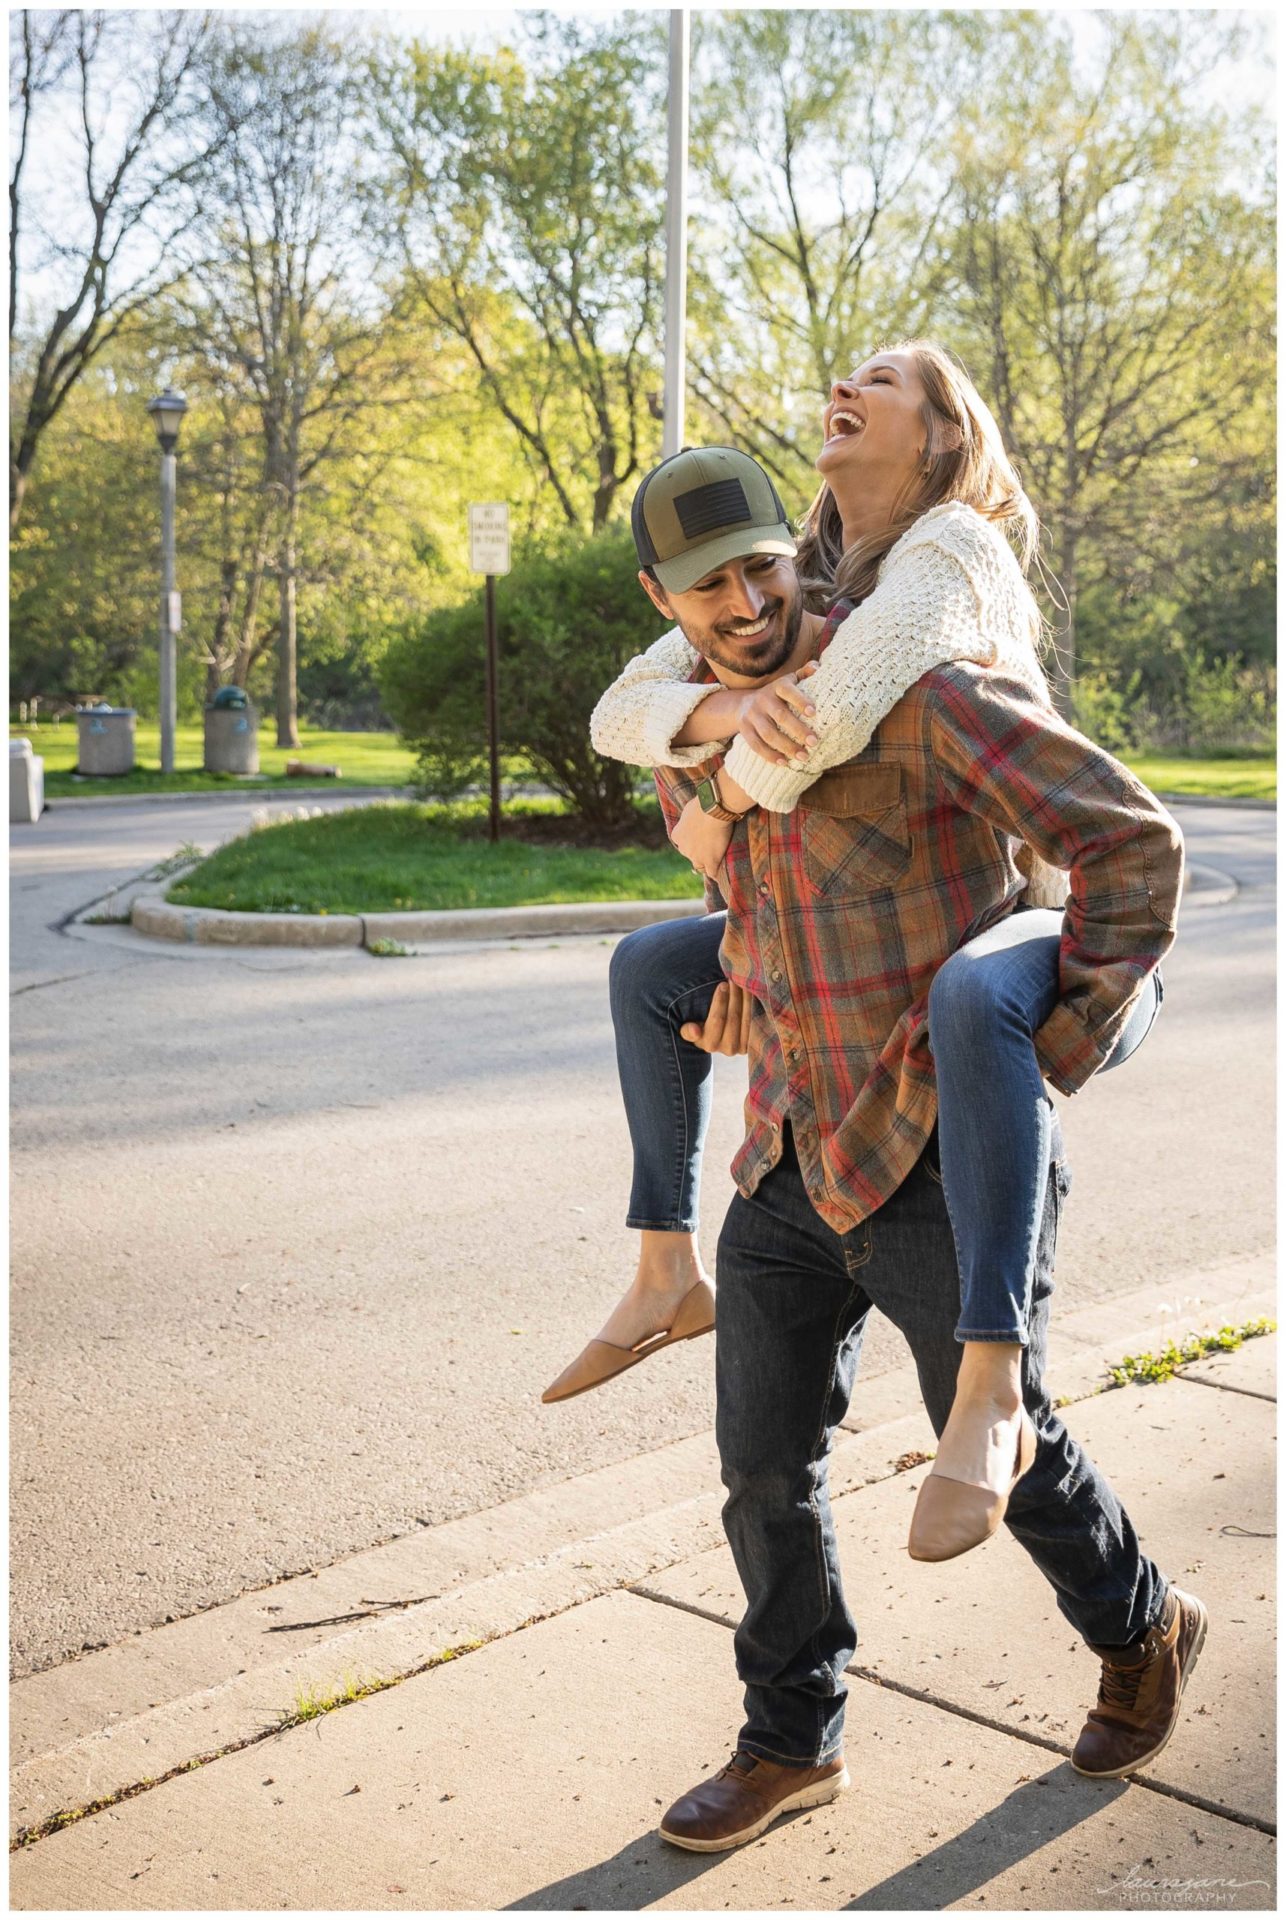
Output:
[468, 503, 511, 576]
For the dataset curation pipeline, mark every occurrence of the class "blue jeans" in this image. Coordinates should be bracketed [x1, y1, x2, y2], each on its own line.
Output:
[929, 908, 1163, 1344]
[716, 1124, 1167, 1765]
[609, 908, 1162, 1341]
[610, 912, 730, 1233]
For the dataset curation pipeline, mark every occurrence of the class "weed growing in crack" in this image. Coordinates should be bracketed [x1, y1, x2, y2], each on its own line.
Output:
[1105, 1317, 1275, 1390]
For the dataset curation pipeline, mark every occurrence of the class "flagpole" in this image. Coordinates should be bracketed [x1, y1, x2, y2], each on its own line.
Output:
[662, 8, 689, 461]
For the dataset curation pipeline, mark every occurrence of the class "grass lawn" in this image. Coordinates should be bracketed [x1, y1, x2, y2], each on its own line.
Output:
[1120, 753, 1275, 801]
[167, 801, 705, 914]
[12, 718, 1273, 804]
[11, 722, 428, 796]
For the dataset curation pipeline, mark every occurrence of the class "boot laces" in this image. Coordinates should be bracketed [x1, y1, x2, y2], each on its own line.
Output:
[1098, 1654, 1148, 1713]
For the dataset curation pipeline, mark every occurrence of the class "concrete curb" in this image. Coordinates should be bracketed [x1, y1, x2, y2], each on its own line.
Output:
[130, 894, 364, 948]
[10, 1254, 1273, 1841]
[124, 863, 1237, 950]
[1183, 860, 1240, 908]
[128, 890, 706, 948]
[362, 899, 705, 942]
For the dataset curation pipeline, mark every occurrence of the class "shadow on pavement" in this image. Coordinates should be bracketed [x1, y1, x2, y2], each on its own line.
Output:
[845, 1767, 1128, 1908]
[502, 1766, 1128, 1911]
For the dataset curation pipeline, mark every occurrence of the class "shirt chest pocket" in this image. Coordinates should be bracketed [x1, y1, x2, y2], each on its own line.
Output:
[799, 764, 912, 900]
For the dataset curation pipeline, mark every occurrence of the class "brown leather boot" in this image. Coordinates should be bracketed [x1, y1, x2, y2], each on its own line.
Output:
[1072, 1587, 1209, 1778]
[659, 1748, 850, 1852]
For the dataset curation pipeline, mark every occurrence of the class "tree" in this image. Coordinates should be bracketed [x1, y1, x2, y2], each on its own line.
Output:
[177, 22, 402, 745]
[8, 9, 216, 530]
[8, 284, 541, 726]
[374, 14, 667, 534]
[174, 363, 280, 706]
[685, 10, 988, 496]
[8, 356, 157, 708]
[945, 11, 1274, 709]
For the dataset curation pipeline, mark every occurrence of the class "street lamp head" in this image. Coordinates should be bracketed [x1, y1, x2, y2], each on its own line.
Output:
[147, 388, 188, 453]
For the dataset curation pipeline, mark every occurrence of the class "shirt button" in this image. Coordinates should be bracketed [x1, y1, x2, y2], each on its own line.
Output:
[770, 969, 783, 982]
[759, 881, 770, 896]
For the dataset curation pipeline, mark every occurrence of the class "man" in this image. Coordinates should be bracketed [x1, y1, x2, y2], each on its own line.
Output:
[623, 446, 1204, 1854]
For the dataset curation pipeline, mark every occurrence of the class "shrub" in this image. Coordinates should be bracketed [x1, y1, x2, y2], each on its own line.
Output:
[1071, 669, 1144, 755]
[380, 528, 668, 831]
[1074, 579, 1277, 754]
[1175, 656, 1276, 755]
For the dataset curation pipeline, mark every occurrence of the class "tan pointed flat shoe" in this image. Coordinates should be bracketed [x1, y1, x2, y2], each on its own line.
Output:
[907, 1407, 1037, 1562]
[541, 1277, 716, 1404]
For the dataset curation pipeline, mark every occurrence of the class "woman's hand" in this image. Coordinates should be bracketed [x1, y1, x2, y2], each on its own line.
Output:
[734, 659, 819, 766]
[673, 795, 735, 882]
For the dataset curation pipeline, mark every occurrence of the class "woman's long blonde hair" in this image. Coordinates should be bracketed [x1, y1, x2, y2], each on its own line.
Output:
[793, 339, 1046, 644]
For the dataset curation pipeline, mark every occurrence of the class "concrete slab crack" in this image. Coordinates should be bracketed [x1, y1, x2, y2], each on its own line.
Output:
[627, 1586, 1276, 1839]
[1176, 1374, 1276, 1404]
[10, 971, 94, 997]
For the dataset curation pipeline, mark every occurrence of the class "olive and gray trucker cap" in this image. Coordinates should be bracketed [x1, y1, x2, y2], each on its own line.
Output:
[631, 446, 796, 594]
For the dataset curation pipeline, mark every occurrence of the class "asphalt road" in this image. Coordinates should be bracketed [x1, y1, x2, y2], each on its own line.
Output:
[8, 792, 1276, 1677]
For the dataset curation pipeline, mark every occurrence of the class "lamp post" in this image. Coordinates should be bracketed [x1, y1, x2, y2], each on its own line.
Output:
[146, 388, 188, 774]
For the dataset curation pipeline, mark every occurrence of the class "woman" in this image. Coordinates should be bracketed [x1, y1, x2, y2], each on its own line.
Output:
[543, 341, 1167, 1562]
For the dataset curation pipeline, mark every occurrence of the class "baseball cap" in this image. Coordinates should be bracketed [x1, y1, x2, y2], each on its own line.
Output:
[631, 446, 796, 594]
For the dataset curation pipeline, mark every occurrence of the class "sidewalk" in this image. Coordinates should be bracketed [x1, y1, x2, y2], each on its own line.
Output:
[10, 1318, 1276, 1911]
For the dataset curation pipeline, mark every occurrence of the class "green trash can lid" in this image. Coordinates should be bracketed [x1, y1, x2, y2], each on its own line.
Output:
[209, 686, 250, 710]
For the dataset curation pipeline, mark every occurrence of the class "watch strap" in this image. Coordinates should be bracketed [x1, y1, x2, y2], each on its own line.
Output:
[697, 770, 748, 823]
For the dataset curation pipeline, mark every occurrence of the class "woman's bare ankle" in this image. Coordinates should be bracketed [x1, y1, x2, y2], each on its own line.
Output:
[954, 1341, 1023, 1413]
[592, 1234, 709, 1349]
[634, 1230, 709, 1295]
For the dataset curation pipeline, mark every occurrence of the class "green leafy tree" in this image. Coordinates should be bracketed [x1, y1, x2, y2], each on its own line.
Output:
[176, 20, 403, 745]
[373, 14, 666, 533]
[686, 10, 988, 493]
[946, 10, 1274, 709]
[381, 527, 667, 830]
[9, 357, 158, 708]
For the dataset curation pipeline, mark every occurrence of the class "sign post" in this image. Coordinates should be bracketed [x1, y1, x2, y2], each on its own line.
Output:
[468, 504, 511, 843]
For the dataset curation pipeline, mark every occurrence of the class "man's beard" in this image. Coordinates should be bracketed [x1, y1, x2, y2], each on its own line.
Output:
[690, 591, 804, 682]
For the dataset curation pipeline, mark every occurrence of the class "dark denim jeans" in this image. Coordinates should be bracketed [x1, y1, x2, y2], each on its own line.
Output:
[715, 1124, 1168, 1768]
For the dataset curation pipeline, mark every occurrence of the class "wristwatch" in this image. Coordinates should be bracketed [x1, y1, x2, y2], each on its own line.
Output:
[695, 771, 748, 823]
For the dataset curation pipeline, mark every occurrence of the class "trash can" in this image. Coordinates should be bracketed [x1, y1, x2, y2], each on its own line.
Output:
[204, 685, 260, 775]
[9, 737, 44, 822]
[76, 703, 136, 776]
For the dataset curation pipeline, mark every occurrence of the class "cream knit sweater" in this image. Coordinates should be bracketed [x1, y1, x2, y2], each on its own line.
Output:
[590, 500, 1068, 907]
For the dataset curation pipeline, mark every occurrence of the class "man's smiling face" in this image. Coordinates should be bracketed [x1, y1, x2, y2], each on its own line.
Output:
[640, 552, 803, 685]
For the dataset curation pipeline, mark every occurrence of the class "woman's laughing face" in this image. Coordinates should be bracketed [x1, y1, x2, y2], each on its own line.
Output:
[815, 348, 928, 495]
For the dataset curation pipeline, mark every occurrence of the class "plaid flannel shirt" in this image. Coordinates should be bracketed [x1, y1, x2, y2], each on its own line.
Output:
[655, 599, 1184, 1233]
